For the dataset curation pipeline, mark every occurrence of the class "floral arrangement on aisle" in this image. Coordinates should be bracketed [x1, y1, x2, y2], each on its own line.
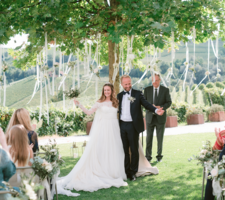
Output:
[40, 139, 65, 171]
[1, 173, 42, 200]
[30, 157, 54, 180]
[189, 140, 225, 198]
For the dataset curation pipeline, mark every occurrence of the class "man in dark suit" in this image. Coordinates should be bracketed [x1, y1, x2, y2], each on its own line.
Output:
[144, 73, 172, 162]
[117, 75, 164, 181]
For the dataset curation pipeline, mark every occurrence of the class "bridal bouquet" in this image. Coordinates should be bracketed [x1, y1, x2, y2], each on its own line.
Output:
[1, 173, 42, 200]
[64, 88, 80, 99]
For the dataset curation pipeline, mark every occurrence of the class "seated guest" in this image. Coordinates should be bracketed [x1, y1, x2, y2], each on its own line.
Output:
[0, 127, 18, 200]
[204, 127, 225, 200]
[6, 108, 39, 152]
[8, 125, 33, 167]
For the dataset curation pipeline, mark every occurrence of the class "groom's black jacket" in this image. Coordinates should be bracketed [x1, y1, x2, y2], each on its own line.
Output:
[117, 88, 156, 134]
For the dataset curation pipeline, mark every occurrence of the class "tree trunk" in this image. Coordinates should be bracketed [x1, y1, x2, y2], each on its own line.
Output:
[108, 40, 120, 95]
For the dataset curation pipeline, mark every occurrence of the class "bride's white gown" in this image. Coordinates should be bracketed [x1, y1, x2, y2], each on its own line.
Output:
[57, 101, 158, 197]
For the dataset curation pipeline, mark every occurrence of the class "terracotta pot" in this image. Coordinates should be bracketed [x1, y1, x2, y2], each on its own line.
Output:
[165, 116, 178, 128]
[143, 118, 146, 130]
[208, 111, 225, 122]
[86, 121, 93, 135]
[187, 114, 204, 125]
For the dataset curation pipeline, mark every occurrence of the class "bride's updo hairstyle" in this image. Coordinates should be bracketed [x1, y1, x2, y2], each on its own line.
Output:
[98, 82, 119, 108]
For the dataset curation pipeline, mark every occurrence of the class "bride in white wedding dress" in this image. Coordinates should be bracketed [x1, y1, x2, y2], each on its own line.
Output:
[56, 83, 158, 197]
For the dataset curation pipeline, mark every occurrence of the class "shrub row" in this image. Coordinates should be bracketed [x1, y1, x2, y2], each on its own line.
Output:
[0, 105, 85, 136]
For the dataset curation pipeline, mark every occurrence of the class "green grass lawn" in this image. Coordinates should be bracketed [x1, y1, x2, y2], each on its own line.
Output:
[54, 132, 216, 200]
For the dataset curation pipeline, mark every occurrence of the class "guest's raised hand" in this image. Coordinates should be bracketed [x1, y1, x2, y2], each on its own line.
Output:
[156, 107, 164, 116]
[215, 127, 221, 138]
[29, 143, 34, 150]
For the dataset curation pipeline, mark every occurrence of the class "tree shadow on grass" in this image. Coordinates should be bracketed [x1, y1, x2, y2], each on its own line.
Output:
[56, 158, 204, 200]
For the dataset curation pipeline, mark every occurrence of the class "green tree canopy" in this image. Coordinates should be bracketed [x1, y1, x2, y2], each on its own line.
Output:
[1, 0, 225, 93]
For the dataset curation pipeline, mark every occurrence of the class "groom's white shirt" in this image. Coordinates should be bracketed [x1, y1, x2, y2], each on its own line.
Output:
[121, 89, 133, 122]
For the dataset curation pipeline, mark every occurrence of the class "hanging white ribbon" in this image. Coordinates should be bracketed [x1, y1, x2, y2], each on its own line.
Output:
[38, 178, 51, 200]
[190, 75, 208, 95]
[52, 38, 56, 95]
[183, 42, 189, 91]
[0, 46, 2, 104]
[44, 77, 49, 125]
[77, 50, 80, 88]
[3, 72, 6, 107]
[51, 170, 60, 199]
[193, 27, 196, 67]
[39, 72, 43, 121]
[211, 39, 218, 58]
[95, 75, 98, 100]
[58, 67, 71, 90]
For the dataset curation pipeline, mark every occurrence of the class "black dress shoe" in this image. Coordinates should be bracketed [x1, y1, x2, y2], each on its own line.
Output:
[130, 175, 137, 181]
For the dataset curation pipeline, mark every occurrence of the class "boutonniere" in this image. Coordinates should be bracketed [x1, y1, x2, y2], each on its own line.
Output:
[128, 96, 136, 103]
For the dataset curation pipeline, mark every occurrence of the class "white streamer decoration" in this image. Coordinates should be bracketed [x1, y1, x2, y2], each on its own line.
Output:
[3, 72, 6, 107]
[0, 46, 2, 104]
[39, 71, 43, 121]
[77, 49, 80, 88]
[182, 42, 189, 91]
[52, 38, 56, 95]
[112, 44, 119, 84]
[38, 178, 51, 200]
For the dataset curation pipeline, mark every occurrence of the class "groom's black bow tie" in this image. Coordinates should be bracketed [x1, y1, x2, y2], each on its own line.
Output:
[123, 91, 130, 95]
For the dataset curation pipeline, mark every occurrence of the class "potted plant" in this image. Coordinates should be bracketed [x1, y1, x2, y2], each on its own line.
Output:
[186, 106, 204, 125]
[208, 104, 225, 122]
[83, 113, 95, 135]
[165, 108, 178, 128]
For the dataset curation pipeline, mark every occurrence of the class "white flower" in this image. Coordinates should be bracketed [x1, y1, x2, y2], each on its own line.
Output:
[24, 181, 37, 200]
[217, 69, 221, 73]
[216, 73, 221, 78]
[184, 61, 188, 66]
[94, 68, 98, 73]
[200, 149, 208, 155]
[205, 71, 210, 76]
[200, 155, 205, 159]
[98, 65, 102, 70]
[50, 149, 57, 155]
[211, 165, 218, 178]
[128, 96, 136, 103]
[125, 62, 129, 68]
[45, 163, 53, 172]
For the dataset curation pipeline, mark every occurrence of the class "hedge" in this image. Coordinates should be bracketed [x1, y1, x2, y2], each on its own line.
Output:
[0, 105, 85, 136]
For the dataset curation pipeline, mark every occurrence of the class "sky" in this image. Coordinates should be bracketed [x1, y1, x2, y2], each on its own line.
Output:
[2, 33, 28, 49]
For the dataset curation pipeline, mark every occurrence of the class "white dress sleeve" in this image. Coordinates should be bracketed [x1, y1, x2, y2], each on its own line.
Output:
[78, 102, 100, 115]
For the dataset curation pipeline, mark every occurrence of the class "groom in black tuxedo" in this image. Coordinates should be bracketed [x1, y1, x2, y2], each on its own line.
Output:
[117, 75, 164, 181]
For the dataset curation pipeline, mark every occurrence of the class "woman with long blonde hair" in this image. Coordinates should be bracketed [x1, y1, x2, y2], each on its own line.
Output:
[6, 108, 39, 152]
[56, 82, 127, 197]
[8, 124, 33, 167]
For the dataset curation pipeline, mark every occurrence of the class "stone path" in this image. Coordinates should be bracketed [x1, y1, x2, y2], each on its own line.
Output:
[39, 121, 225, 145]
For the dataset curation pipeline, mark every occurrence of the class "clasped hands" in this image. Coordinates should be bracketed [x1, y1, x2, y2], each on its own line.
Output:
[153, 104, 164, 116]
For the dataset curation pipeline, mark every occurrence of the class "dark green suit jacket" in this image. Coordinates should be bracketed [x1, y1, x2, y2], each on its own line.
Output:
[144, 85, 172, 124]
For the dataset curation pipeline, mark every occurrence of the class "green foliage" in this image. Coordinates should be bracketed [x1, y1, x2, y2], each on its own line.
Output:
[170, 101, 188, 122]
[204, 87, 225, 108]
[206, 82, 215, 89]
[184, 86, 190, 103]
[215, 82, 225, 89]
[208, 104, 224, 114]
[191, 84, 197, 91]
[167, 107, 178, 117]
[199, 84, 205, 90]
[0, 106, 85, 136]
[185, 105, 204, 119]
